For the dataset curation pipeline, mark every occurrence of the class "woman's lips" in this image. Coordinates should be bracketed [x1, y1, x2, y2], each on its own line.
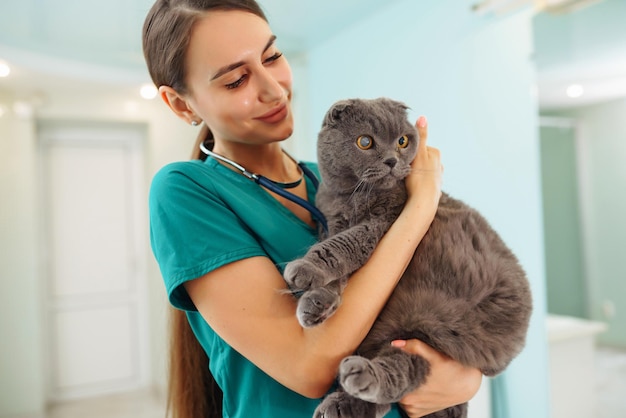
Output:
[256, 104, 288, 123]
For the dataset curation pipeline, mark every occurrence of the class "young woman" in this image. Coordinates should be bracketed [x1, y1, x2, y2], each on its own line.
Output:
[143, 1, 482, 417]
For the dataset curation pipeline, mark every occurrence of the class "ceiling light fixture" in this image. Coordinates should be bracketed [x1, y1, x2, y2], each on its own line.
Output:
[0, 61, 10, 77]
[566, 84, 584, 98]
[140, 83, 158, 100]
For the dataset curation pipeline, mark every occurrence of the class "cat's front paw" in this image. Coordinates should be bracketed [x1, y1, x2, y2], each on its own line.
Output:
[339, 356, 382, 403]
[297, 287, 341, 327]
[283, 258, 327, 292]
[314, 391, 388, 418]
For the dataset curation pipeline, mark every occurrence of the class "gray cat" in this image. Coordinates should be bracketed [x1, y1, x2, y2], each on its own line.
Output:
[283, 98, 532, 418]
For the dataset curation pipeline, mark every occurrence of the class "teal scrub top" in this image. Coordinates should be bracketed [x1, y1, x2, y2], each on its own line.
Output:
[149, 156, 402, 418]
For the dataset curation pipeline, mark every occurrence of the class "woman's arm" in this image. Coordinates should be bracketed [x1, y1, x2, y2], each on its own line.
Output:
[185, 116, 442, 398]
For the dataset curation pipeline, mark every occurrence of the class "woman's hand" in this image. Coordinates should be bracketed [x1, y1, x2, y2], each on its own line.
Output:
[405, 116, 443, 211]
[392, 339, 483, 418]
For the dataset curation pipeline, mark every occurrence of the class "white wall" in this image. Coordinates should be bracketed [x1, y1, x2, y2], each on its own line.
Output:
[0, 88, 46, 417]
[0, 84, 190, 416]
[302, 1, 549, 417]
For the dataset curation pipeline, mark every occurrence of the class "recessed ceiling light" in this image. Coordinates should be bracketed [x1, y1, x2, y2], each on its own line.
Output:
[140, 83, 158, 100]
[566, 84, 584, 98]
[0, 61, 10, 78]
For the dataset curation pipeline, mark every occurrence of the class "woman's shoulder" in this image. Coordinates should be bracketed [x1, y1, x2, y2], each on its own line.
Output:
[152, 159, 210, 182]
[150, 159, 220, 196]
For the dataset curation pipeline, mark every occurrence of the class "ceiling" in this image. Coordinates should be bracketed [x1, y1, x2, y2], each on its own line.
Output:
[0, 0, 625, 109]
[0, 0, 404, 93]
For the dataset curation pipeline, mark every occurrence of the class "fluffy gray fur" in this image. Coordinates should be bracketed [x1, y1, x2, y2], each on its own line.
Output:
[283, 98, 532, 418]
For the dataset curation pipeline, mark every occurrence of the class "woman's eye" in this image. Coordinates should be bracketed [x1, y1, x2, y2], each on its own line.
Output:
[398, 135, 409, 148]
[264, 52, 283, 64]
[356, 135, 374, 150]
[225, 75, 247, 90]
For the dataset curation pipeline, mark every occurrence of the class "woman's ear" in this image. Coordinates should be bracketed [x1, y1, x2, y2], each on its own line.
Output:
[159, 86, 197, 123]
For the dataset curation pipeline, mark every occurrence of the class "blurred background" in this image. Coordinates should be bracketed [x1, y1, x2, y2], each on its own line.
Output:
[1, 0, 624, 417]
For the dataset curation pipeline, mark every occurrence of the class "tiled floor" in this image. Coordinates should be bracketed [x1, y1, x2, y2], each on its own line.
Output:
[46, 347, 626, 418]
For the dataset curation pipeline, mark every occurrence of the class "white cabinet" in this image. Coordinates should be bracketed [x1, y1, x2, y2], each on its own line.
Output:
[547, 315, 607, 418]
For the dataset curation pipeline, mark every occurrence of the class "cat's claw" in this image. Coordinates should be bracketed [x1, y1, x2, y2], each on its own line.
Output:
[283, 258, 327, 292]
[297, 288, 341, 327]
[339, 356, 381, 403]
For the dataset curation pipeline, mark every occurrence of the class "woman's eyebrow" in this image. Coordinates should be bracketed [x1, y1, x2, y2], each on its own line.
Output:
[210, 35, 277, 81]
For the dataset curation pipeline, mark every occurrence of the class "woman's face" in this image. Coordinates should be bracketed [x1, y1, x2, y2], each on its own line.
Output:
[184, 10, 294, 145]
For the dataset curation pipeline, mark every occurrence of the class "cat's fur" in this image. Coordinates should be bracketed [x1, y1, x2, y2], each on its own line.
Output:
[283, 98, 532, 418]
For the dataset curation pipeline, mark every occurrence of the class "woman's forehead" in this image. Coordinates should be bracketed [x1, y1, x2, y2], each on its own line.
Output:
[188, 10, 273, 70]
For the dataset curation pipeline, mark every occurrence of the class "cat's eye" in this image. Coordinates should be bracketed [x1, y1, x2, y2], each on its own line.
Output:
[398, 135, 410, 149]
[356, 135, 374, 150]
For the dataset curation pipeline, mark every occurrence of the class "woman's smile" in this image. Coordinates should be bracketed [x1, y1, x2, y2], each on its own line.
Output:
[256, 103, 289, 124]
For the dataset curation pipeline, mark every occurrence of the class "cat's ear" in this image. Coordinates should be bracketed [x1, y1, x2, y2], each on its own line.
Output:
[323, 100, 353, 126]
[382, 98, 410, 114]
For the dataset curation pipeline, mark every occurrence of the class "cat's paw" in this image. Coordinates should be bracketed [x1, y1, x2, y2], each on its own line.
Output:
[297, 287, 341, 328]
[314, 391, 388, 418]
[283, 258, 327, 292]
[339, 356, 382, 403]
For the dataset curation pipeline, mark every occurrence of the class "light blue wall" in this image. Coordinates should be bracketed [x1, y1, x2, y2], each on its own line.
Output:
[301, 1, 549, 417]
[539, 123, 587, 318]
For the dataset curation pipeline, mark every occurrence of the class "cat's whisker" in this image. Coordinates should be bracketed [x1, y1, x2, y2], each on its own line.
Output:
[349, 178, 367, 202]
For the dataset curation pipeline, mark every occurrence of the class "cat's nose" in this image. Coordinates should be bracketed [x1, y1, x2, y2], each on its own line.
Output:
[383, 157, 398, 168]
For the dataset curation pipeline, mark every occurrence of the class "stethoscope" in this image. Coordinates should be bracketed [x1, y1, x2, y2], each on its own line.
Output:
[200, 140, 328, 233]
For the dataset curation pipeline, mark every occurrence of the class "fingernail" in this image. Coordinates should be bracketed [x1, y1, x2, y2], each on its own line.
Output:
[418, 116, 427, 128]
[391, 340, 407, 348]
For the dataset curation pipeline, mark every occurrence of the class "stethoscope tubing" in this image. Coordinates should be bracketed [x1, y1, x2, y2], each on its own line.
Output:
[200, 141, 328, 233]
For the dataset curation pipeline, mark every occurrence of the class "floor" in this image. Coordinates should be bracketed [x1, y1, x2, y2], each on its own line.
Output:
[46, 347, 626, 418]
[47, 389, 166, 418]
[595, 346, 626, 418]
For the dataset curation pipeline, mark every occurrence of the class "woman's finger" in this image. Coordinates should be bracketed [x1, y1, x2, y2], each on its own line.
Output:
[392, 338, 434, 359]
[415, 116, 428, 150]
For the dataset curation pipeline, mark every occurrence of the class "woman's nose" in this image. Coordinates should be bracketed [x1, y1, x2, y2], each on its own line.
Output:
[257, 68, 285, 103]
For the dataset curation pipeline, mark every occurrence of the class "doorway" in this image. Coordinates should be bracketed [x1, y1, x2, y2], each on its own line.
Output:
[38, 121, 150, 402]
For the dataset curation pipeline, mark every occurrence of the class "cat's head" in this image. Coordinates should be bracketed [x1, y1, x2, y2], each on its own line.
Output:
[317, 98, 419, 191]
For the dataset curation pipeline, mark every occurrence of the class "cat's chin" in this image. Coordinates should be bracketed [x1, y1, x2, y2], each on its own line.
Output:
[374, 176, 403, 190]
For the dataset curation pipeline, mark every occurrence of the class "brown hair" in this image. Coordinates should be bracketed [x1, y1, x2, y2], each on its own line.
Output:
[142, 1, 267, 417]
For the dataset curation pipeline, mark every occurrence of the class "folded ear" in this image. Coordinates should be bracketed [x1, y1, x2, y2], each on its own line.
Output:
[380, 97, 410, 115]
[322, 99, 354, 127]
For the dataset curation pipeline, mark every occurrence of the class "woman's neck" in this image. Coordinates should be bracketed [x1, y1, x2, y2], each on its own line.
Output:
[211, 142, 298, 184]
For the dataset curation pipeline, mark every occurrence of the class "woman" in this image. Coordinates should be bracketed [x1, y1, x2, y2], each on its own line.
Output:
[143, 1, 482, 417]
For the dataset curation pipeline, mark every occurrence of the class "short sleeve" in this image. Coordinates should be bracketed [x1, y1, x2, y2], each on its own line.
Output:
[149, 162, 266, 310]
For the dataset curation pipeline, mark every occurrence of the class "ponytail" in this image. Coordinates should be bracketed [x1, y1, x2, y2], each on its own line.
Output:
[167, 307, 222, 418]
[167, 122, 221, 418]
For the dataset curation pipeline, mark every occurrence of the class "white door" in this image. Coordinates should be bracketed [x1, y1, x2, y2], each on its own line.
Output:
[39, 122, 149, 402]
